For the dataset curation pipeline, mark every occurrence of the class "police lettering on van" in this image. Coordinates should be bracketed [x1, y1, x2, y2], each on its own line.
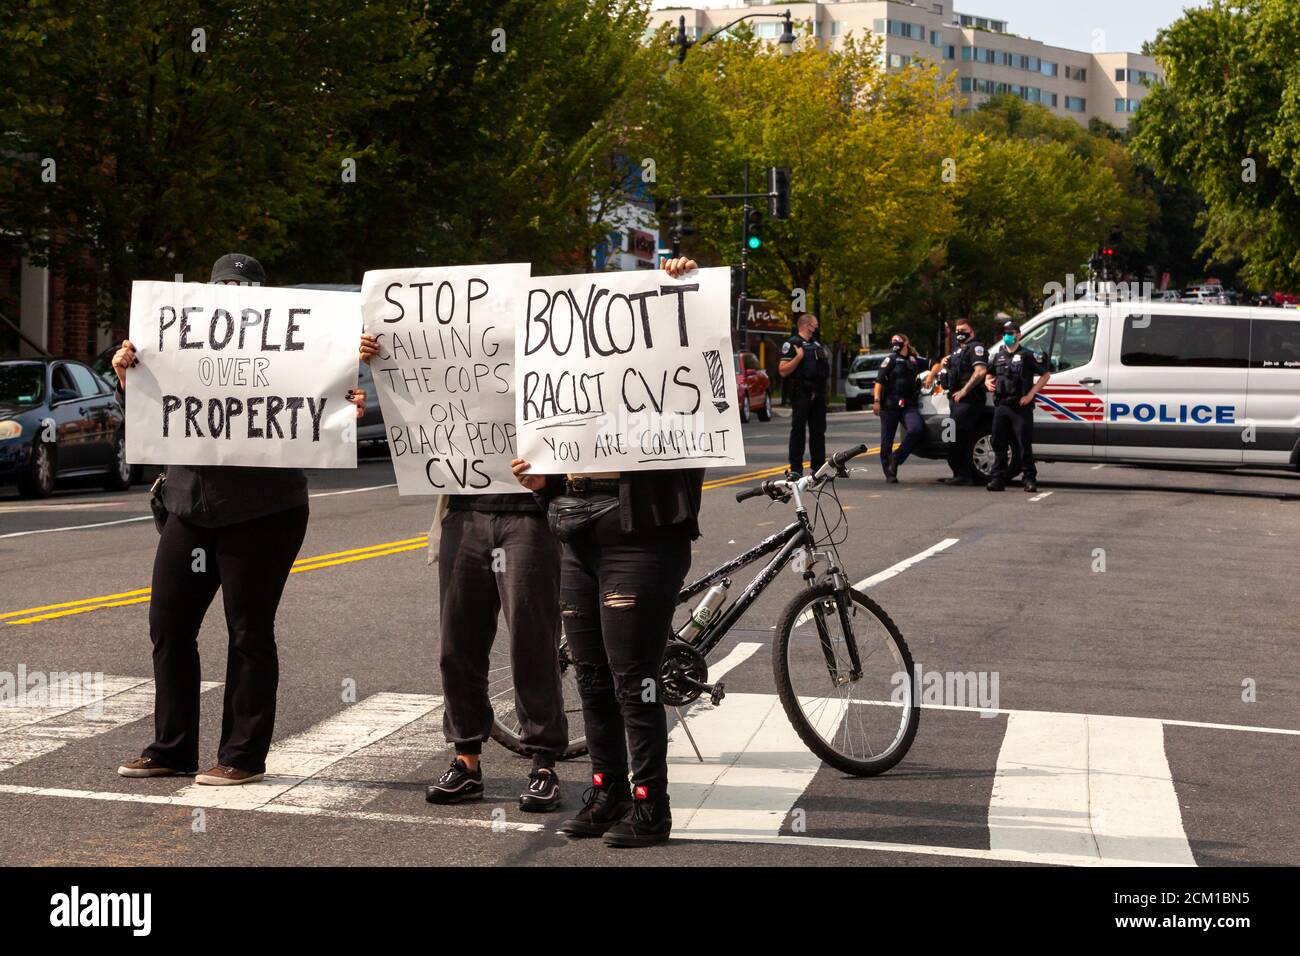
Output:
[1108, 402, 1236, 425]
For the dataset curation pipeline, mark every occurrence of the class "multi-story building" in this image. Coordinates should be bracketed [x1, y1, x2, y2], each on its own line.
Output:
[647, 1, 1162, 129]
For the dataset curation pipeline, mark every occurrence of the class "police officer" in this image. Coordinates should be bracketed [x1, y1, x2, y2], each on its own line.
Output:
[937, 318, 988, 485]
[985, 320, 1050, 492]
[779, 313, 831, 476]
[872, 333, 929, 483]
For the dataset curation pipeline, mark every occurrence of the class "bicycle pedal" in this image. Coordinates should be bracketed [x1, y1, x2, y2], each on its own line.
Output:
[709, 682, 726, 706]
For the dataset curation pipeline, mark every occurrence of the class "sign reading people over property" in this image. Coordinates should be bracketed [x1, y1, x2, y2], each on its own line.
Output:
[514, 266, 745, 473]
[125, 282, 362, 468]
[360, 263, 530, 495]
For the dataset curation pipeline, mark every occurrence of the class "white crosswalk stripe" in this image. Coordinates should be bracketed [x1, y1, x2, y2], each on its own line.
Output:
[2, 673, 1293, 866]
[0, 676, 220, 772]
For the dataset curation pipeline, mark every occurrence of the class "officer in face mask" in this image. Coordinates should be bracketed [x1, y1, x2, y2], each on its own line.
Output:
[937, 319, 988, 485]
[872, 333, 929, 483]
[986, 320, 1050, 492]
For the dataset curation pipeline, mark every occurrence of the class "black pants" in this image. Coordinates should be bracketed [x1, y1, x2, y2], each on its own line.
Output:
[992, 402, 1037, 482]
[144, 505, 308, 773]
[437, 509, 567, 764]
[560, 506, 692, 795]
[788, 382, 827, 474]
[946, 401, 984, 480]
[880, 402, 924, 473]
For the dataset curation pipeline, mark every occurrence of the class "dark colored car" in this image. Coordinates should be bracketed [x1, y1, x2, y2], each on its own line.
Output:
[735, 351, 772, 423]
[0, 358, 131, 497]
[289, 284, 385, 445]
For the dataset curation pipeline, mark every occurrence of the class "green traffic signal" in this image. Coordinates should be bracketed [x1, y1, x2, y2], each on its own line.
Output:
[747, 235, 762, 250]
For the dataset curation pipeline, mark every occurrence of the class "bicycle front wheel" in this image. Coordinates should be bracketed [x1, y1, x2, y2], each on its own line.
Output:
[488, 632, 588, 760]
[773, 584, 918, 776]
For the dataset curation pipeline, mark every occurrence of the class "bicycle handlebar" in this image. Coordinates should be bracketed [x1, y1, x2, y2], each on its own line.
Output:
[735, 444, 871, 503]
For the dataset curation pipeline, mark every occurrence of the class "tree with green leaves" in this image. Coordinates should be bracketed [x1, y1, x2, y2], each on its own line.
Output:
[1132, 0, 1300, 290]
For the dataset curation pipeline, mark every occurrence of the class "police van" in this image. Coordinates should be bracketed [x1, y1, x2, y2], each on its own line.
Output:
[915, 301, 1300, 477]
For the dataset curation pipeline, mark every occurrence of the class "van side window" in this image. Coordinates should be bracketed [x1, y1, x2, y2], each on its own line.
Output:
[1121, 314, 1249, 368]
[1249, 319, 1300, 370]
[1051, 313, 1098, 372]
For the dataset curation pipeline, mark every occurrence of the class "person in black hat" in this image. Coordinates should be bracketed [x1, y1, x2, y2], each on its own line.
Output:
[985, 320, 1050, 492]
[110, 253, 379, 786]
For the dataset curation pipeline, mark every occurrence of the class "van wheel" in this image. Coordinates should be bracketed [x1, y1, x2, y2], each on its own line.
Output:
[757, 391, 772, 422]
[18, 442, 56, 498]
[739, 390, 751, 423]
[972, 427, 1020, 483]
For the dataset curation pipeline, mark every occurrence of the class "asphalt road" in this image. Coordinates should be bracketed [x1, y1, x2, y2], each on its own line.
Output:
[1, 411, 1297, 867]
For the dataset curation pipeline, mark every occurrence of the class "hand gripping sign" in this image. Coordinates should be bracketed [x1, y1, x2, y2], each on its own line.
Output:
[125, 281, 361, 468]
[514, 266, 745, 473]
[361, 263, 531, 495]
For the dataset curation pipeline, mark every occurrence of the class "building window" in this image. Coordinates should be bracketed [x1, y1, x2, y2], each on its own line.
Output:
[1065, 96, 1086, 112]
[960, 77, 973, 92]
[1048, 92, 1059, 107]
[756, 22, 779, 38]
[1115, 68, 1126, 82]
[945, 44, 956, 60]
[1041, 61, 1058, 77]
[931, 30, 940, 46]
[961, 45, 972, 60]
[1115, 98, 1141, 113]
[831, 21, 842, 37]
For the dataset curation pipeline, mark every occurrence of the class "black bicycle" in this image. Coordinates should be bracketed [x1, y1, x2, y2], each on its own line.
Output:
[490, 444, 920, 775]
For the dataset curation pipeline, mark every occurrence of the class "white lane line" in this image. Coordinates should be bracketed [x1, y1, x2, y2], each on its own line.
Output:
[855, 537, 959, 591]
[988, 711, 1194, 866]
[1091, 464, 1106, 470]
[0, 678, 220, 771]
[0, 784, 543, 833]
[0, 483, 399, 539]
[794, 538, 959, 627]
[0, 516, 153, 539]
[1028, 491, 1053, 502]
[669, 692, 822, 839]
[172, 693, 440, 810]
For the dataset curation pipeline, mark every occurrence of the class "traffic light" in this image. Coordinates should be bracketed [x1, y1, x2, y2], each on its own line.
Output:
[767, 166, 791, 220]
[744, 207, 763, 250]
[665, 196, 695, 253]
[1091, 244, 1117, 281]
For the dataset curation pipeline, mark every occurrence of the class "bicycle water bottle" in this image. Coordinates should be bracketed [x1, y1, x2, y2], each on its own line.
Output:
[678, 579, 730, 640]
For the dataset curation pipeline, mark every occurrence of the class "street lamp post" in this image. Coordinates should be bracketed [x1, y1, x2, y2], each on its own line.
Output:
[674, 9, 796, 65]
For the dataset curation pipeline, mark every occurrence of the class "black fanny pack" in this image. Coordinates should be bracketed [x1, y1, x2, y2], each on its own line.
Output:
[149, 473, 168, 534]
[546, 494, 618, 543]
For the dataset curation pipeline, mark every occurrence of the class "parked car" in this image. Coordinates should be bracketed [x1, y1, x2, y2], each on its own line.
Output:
[735, 351, 771, 423]
[844, 351, 892, 411]
[1153, 289, 1182, 302]
[0, 358, 131, 497]
[1181, 286, 1228, 305]
[289, 284, 385, 444]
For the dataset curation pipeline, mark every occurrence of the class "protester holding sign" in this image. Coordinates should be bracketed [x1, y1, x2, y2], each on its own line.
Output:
[359, 264, 568, 811]
[510, 256, 707, 849]
[113, 254, 376, 786]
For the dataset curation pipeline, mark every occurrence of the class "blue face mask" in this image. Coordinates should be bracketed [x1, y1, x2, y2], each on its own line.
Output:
[1003, 334, 1017, 347]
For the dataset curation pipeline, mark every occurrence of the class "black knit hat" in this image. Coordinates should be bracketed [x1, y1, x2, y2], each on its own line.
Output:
[209, 253, 265, 285]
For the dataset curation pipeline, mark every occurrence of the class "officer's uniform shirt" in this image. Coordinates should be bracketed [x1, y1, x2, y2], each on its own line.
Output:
[876, 351, 929, 407]
[990, 346, 1046, 406]
[782, 334, 830, 387]
[942, 339, 989, 405]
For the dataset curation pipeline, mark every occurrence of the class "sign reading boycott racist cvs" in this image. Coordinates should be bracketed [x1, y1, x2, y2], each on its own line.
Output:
[515, 266, 745, 473]
[360, 263, 530, 495]
[125, 282, 362, 468]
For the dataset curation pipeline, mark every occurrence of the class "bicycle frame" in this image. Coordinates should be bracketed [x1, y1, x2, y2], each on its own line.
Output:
[676, 481, 844, 661]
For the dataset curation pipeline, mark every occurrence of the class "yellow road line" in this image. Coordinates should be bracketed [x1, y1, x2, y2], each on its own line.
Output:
[5, 451, 885, 625]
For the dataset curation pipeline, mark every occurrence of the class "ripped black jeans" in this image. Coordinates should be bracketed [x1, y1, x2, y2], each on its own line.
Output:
[560, 504, 693, 796]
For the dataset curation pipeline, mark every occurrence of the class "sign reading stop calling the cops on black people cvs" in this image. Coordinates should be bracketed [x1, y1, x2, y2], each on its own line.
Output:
[125, 282, 362, 468]
[515, 266, 744, 473]
[361, 263, 530, 495]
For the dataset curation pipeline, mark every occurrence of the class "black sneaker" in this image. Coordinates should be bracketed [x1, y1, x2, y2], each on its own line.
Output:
[986, 479, 1006, 492]
[559, 772, 632, 837]
[425, 758, 484, 804]
[519, 766, 561, 813]
[883, 459, 898, 483]
[1023, 479, 1039, 493]
[603, 785, 672, 848]
[944, 476, 974, 486]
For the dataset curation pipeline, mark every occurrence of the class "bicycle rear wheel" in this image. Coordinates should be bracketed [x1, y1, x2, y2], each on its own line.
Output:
[488, 631, 588, 760]
[773, 584, 918, 776]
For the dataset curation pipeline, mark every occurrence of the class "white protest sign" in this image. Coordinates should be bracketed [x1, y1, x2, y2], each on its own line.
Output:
[360, 263, 530, 495]
[514, 266, 744, 473]
[125, 281, 361, 468]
